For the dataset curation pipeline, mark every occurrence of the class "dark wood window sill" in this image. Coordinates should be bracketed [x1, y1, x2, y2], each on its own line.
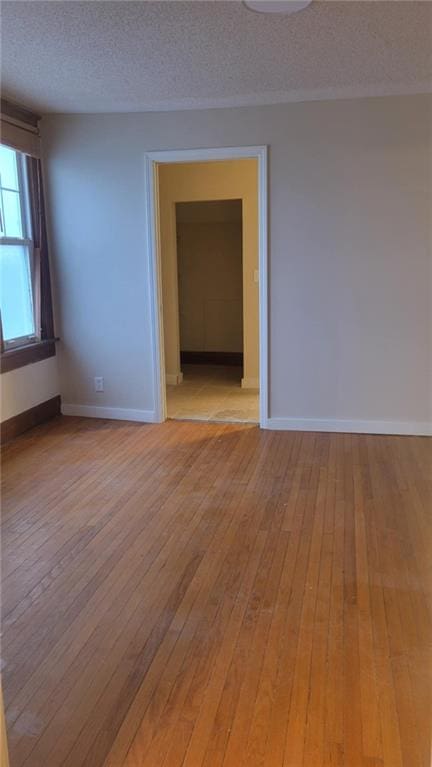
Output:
[1, 339, 56, 374]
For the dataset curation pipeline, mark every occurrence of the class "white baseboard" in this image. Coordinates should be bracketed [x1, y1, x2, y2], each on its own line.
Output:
[61, 404, 158, 423]
[166, 372, 183, 385]
[60, 405, 431, 436]
[266, 417, 432, 436]
[241, 377, 259, 390]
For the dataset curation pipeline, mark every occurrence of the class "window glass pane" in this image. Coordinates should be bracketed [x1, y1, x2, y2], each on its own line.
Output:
[0, 145, 19, 191]
[0, 244, 35, 341]
[1, 189, 23, 237]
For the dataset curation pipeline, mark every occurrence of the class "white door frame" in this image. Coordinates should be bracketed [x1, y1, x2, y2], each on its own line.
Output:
[144, 145, 268, 428]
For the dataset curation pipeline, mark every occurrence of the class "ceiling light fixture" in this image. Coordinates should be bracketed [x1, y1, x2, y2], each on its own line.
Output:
[244, 1, 312, 14]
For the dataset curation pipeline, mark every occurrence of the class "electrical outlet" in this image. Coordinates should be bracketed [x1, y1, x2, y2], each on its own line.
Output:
[254, 269, 259, 283]
[94, 376, 104, 392]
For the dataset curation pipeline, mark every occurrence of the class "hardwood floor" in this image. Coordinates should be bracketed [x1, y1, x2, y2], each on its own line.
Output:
[1, 416, 431, 767]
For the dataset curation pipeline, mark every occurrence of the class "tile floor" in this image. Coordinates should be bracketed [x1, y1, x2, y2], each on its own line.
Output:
[166, 364, 259, 423]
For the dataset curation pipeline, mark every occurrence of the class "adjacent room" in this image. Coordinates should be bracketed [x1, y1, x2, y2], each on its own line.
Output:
[157, 158, 260, 424]
[0, 2, 431, 766]
[168, 198, 260, 423]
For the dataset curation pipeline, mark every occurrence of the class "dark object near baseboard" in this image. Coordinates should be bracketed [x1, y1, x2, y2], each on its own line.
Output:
[180, 351, 243, 366]
[1, 395, 61, 445]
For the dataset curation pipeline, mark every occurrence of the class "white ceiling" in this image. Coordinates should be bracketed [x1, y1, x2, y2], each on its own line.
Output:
[1, 1, 431, 114]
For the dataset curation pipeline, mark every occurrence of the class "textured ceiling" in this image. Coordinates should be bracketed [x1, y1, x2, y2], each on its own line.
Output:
[1, 1, 431, 114]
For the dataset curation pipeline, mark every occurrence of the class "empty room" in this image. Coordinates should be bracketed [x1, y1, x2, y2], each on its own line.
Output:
[0, 2, 431, 767]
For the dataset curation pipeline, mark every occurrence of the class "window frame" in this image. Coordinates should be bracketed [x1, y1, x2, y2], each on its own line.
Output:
[0, 140, 56, 374]
[0, 148, 40, 350]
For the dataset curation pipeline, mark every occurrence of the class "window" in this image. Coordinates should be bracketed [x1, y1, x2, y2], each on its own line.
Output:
[0, 99, 56, 373]
[0, 145, 38, 348]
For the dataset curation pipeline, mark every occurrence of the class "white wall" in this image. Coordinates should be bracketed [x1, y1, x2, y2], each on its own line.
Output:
[1, 356, 60, 422]
[42, 95, 432, 434]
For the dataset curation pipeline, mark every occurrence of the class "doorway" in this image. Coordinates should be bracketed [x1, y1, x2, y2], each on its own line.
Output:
[145, 146, 268, 427]
[166, 198, 259, 422]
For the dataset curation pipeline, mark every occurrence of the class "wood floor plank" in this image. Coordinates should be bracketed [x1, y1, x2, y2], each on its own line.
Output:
[160, 434, 285, 767]
[9, 426, 241, 765]
[63, 426, 261, 767]
[102, 431, 264, 767]
[1, 418, 431, 767]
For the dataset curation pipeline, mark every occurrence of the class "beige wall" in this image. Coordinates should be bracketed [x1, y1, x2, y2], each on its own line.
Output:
[177, 217, 243, 354]
[42, 95, 431, 433]
[158, 159, 259, 387]
[0, 356, 60, 423]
